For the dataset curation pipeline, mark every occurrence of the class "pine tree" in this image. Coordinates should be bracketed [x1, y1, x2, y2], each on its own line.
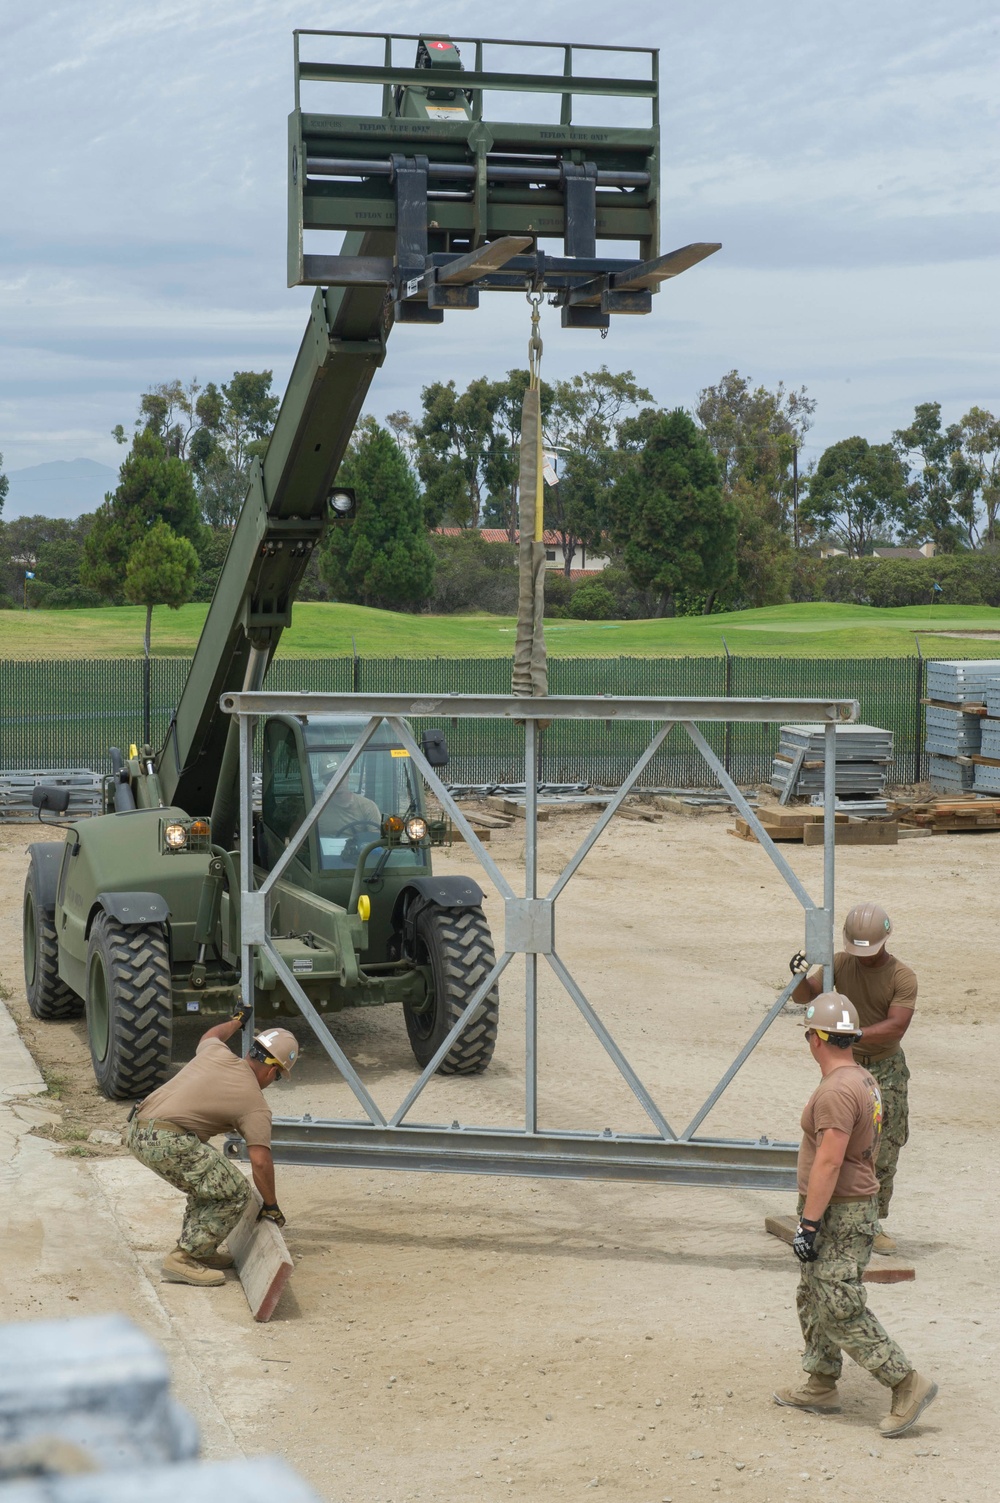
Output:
[83, 429, 204, 601]
[611, 409, 736, 616]
[124, 520, 200, 658]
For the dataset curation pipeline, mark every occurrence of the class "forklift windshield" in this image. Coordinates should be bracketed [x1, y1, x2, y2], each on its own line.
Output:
[303, 720, 427, 874]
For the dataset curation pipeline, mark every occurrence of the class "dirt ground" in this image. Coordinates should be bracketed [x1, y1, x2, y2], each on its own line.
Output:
[1, 808, 997, 1503]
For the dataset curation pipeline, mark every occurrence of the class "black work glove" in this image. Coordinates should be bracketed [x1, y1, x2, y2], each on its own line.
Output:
[789, 951, 809, 976]
[232, 1002, 253, 1028]
[792, 1216, 822, 1263]
[257, 1202, 286, 1229]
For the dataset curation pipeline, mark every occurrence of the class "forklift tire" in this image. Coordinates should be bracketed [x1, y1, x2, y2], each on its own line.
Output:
[86, 912, 173, 1100]
[403, 905, 499, 1074]
[23, 863, 83, 1021]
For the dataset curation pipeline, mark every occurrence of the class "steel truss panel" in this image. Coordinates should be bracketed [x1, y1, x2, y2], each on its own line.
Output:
[228, 1122, 798, 1191]
[222, 691, 859, 724]
[227, 690, 852, 1192]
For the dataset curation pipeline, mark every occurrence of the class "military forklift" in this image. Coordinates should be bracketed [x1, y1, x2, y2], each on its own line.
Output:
[23, 29, 718, 1099]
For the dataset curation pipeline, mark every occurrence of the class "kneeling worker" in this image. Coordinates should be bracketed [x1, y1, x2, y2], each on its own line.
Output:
[774, 992, 937, 1436]
[126, 1010, 299, 1286]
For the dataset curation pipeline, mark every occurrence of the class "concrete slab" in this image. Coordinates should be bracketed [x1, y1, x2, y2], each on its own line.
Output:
[0, 992, 47, 1100]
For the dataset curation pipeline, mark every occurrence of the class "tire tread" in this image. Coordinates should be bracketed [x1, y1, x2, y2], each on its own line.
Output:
[405, 906, 499, 1075]
[88, 913, 172, 1099]
[24, 865, 82, 1021]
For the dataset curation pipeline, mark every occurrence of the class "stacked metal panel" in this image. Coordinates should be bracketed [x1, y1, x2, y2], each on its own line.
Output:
[974, 684, 1000, 793]
[925, 659, 1000, 704]
[924, 705, 982, 756]
[925, 660, 1000, 794]
[928, 753, 975, 792]
[771, 724, 893, 798]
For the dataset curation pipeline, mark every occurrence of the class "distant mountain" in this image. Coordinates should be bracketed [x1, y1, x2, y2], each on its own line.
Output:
[3, 458, 119, 520]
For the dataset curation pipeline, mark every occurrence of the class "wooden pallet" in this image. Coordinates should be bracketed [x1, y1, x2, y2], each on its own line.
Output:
[922, 697, 989, 716]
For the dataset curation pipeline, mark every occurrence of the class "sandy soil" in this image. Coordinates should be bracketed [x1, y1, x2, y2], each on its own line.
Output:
[0, 809, 997, 1502]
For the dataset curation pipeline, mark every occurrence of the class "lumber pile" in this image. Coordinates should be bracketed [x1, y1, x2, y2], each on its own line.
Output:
[730, 805, 901, 846]
[891, 793, 1000, 834]
[730, 807, 848, 844]
[802, 820, 898, 846]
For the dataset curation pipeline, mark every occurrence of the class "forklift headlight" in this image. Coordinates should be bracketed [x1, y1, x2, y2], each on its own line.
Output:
[382, 814, 405, 841]
[405, 816, 428, 843]
[164, 822, 188, 850]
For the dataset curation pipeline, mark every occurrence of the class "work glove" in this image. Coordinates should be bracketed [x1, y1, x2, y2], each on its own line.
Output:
[257, 1202, 286, 1229]
[788, 951, 809, 977]
[232, 1002, 254, 1028]
[792, 1216, 822, 1263]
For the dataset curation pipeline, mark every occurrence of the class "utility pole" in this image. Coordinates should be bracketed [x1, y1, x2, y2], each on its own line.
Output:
[792, 443, 799, 550]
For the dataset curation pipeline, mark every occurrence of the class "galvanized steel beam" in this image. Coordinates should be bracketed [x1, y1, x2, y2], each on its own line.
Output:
[227, 1122, 798, 1190]
[221, 691, 859, 724]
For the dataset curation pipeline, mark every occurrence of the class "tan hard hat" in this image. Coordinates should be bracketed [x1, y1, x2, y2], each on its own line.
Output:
[843, 901, 892, 956]
[253, 1028, 300, 1077]
[799, 991, 863, 1039]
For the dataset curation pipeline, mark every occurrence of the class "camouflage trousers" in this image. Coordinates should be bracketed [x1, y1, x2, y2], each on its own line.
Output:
[795, 1196, 911, 1387]
[866, 1050, 910, 1222]
[127, 1119, 251, 1258]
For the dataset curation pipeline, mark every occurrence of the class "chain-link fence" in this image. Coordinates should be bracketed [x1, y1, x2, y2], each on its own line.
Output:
[0, 654, 930, 789]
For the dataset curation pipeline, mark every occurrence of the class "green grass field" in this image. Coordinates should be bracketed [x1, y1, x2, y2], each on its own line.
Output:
[3, 600, 1000, 659]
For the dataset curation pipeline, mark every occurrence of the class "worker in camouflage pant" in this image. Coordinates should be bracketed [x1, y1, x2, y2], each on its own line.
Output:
[126, 1118, 251, 1259]
[127, 1010, 299, 1287]
[866, 1049, 908, 1221]
[774, 992, 937, 1436]
[794, 1197, 910, 1388]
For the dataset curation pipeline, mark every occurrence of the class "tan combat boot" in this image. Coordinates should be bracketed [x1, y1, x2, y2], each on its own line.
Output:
[873, 1228, 897, 1256]
[194, 1249, 235, 1270]
[879, 1371, 938, 1436]
[162, 1247, 225, 1286]
[773, 1374, 841, 1413]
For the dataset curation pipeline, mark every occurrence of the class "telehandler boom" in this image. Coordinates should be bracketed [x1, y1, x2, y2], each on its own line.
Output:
[23, 30, 718, 1098]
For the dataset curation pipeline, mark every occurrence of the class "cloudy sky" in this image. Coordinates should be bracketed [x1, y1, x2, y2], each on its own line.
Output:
[2, 0, 998, 475]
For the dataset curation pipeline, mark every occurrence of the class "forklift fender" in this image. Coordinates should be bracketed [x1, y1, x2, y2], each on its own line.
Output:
[390, 875, 484, 932]
[27, 843, 64, 915]
[94, 892, 171, 928]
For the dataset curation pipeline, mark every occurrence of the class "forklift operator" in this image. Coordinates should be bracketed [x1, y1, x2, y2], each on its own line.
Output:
[316, 754, 381, 837]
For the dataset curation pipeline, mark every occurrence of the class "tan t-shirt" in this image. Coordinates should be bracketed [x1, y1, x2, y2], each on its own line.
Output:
[797, 1063, 882, 1201]
[832, 951, 917, 1062]
[138, 1038, 272, 1147]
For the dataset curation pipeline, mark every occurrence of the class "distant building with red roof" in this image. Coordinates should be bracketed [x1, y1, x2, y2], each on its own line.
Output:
[433, 528, 610, 575]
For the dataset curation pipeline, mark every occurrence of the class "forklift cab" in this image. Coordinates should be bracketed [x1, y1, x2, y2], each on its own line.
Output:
[259, 714, 432, 886]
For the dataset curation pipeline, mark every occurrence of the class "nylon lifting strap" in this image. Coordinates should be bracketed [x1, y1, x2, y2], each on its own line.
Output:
[512, 291, 548, 698]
